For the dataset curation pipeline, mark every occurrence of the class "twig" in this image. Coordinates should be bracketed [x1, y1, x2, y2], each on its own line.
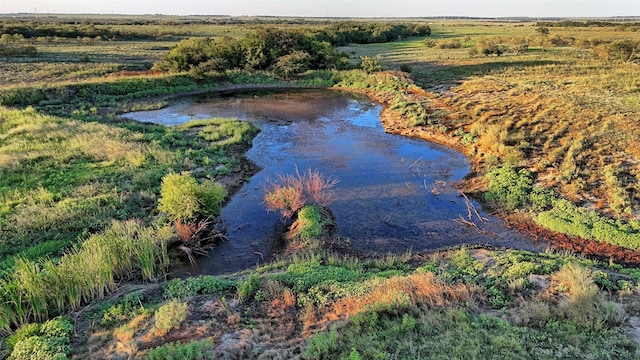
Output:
[408, 157, 423, 169]
[253, 251, 264, 261]
[453, 215, 478, 228]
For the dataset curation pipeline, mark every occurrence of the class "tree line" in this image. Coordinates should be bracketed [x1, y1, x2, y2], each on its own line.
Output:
[155, 23, 430, 77]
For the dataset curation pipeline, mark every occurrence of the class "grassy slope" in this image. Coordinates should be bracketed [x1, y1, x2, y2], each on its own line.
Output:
[67, 248, 640, 359]
[344, 23, 640, 219]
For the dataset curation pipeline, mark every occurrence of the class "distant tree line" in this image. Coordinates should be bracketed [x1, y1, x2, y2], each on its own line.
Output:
[155, 23, 431, 77]
[536, 20, 640, 29]
[0, 22, 162, 41]
[0, 20, 430, 43]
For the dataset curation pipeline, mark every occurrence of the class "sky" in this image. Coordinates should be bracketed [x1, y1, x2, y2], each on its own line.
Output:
[1, 0, 639, 18]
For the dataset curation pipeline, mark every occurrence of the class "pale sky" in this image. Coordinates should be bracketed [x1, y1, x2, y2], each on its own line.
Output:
[1, 0, 639, 18]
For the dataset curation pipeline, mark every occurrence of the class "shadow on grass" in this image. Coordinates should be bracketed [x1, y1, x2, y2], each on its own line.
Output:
[408, 59, 565, 91]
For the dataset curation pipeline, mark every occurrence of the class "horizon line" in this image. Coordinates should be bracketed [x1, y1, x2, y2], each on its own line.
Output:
[2, 12, 640, 20]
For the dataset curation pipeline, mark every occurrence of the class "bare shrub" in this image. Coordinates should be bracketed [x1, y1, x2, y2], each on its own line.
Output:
[174, 218, 223, 264]
[263, 168, 338, 218]
[263, 175, 305, 218]
[303, 169, 339, 206]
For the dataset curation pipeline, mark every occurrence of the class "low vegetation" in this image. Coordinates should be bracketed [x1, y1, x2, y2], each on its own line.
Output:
[6, 317, 74, 360]
[50, 247, 640, 358]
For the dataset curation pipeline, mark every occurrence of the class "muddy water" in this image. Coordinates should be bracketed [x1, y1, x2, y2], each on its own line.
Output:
[123, 89, 543, 275]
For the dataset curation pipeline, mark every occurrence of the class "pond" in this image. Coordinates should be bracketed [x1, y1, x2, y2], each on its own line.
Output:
[123, 89, 542, 275]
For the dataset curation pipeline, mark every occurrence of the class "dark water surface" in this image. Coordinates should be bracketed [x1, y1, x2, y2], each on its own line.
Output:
[123, 89, 543, 275]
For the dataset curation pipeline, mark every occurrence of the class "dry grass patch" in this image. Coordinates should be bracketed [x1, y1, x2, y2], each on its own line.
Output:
[322, 272, 478, 323]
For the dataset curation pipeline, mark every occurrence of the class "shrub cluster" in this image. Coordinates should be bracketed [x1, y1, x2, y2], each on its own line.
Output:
[156, 22, 431, 76]
[0, 43, 37, 57]
[0, 22, 162, 41]
[7, 317, 73, 360]
[156, 29, 349, 75]
[314, 22, 431, 46]
[436, 38, 463, 49]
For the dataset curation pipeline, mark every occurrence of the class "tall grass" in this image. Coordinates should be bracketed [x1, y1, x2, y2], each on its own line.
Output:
[0, 220, 174, 331]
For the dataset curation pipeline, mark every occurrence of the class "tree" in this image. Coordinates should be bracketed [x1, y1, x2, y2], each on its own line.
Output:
[272, 50, 312, 79]
[536, 26, 550, 36]
[359, 55, 382, 73]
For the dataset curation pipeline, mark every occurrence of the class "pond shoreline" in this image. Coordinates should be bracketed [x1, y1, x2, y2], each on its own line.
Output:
[339, 84, 640, 267]
[123, 80, 640, 267]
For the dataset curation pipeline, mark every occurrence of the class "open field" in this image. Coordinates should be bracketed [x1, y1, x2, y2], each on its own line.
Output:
[1, 15, 640, 358]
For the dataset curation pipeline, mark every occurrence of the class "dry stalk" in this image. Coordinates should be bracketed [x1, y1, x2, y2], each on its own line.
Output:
[458, 190, 488, 222]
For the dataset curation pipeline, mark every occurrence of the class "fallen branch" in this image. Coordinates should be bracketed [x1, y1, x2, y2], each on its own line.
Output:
[458, 190, 488, 223]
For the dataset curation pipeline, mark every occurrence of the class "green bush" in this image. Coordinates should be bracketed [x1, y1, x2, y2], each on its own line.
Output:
[529, 185, 557, 211]
[238, 274, 262, 302]
[9, 317, 73, 360]
[297, 205, 323, 239]
[535, 199, 640, 249]
[484, 165, 533, 210]
[154, 300, 188, 335]
[6, 323, 41, 353]
[399, 64, 412, 73]
[158, 172, 227, 222]
[38, 318, 73, 341]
